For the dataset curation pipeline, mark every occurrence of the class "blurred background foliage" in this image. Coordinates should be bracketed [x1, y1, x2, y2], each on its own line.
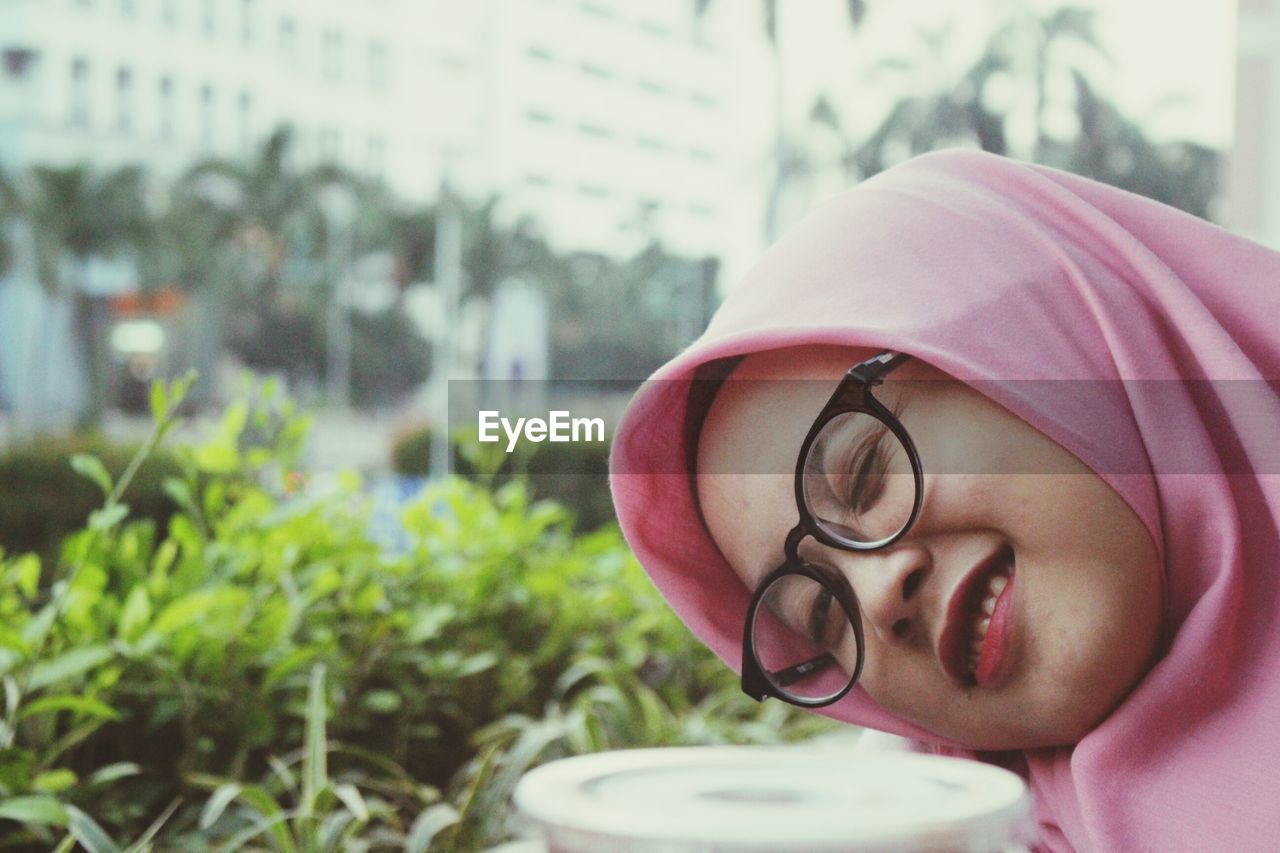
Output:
[0, 6, 1223, 429]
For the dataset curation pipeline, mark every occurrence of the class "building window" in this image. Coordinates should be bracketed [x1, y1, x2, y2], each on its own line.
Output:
[158, 75, 175, 139]
[202, 0, 215, 36]
[278, 17, 296, 58]
[161, 0, 177, 27]
[321, 29, 342, 82]
[241, 0, 254, 45]
[69, 58, 91, 128]
[120, 0, 136, 17]
[115, 66, 133, 133]
[368, 40, 388, 90]
[2, 49, 38, 80]
[366, 135, 385, 177]
[200, 83, 214, 148]
[238, 90, 253, 151]
[318, 126, 340, 161]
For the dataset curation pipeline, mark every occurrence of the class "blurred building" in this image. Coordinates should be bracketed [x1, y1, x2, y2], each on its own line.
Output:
[0, 0, 424, 191]
[1231, 0, 1280, 248]
[423, 0, 755, 259]
[0, 0, 758, 260]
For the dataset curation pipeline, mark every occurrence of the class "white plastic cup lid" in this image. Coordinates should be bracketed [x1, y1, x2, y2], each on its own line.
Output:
[513, 746, 1033, 852]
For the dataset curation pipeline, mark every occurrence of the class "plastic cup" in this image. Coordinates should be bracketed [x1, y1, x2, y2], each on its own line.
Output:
[512, 745, 1034, 852]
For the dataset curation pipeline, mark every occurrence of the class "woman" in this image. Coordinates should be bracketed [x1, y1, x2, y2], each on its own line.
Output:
[608, 149, 1280, 851]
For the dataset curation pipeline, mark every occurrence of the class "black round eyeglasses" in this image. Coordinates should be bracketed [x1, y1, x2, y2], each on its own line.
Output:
[741, 351, 924, 708]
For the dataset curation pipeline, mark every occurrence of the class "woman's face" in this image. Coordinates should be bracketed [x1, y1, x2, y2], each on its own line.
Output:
[695, 345, 1165, 750]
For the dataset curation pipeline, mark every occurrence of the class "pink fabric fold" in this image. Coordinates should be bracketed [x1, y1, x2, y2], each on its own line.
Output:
[608, 149, 1280, 851]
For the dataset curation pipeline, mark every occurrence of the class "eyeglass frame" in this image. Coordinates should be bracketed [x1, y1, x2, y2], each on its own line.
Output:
[740, 350, 924, 708]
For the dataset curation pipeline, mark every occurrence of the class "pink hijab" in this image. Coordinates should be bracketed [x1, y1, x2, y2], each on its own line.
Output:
[608, 149, 1280, 851]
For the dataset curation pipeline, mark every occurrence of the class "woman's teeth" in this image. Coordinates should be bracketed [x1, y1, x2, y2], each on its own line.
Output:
[966, 573, 1009, 676]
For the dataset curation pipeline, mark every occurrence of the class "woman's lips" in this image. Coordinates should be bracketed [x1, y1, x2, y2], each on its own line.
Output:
[975, 568, 1015, 687]
[938, 545, 1015, 686]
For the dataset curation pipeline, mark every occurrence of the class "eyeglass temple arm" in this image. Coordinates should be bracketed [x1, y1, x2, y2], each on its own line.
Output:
[849, 351, 911, 385]
[766, 652, 838, 688]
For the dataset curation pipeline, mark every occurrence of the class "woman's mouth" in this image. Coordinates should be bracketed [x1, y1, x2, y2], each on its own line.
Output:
[939, 544, 1016, 686]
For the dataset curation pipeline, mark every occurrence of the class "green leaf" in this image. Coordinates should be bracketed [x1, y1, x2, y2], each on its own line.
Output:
[199, 783, 242, 829]
[12, 554, 41, 599]
[116, 587, 151, 642]
[302, 664, 328, 815]
[21, 602, 56, 647]
[28, 646, 114, 691]
[70, 455, 114, 498]
[65, 804, 122, 853]
[152, 592, 215, 634]
[263, 648, 318, 691]
[0, 795, 69, 826]
[317, 809, 355, 852]
[149, 381, 169, 423]
[361, 690, 401, 714]
[193, 441, 239, 474]
[169, 370, 198, 411]
[18, 695, 120, 723]
[330, 783, 367, 822]
[161, 478, 197, 515]
[32, 768, 78, 793]
[219, 808, 299, 853]
[122, 796, 181, 853]
[88, 503, 129, 533]
[406, 803, 460, 853]
[86, 762, 141, 786]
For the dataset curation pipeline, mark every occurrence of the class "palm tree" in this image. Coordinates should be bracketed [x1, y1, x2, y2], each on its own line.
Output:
[160, 127, 335, 391]
[13, 164, 151, 426]
[848, 6, 1108, 176]
[841, 4, 1220, 218]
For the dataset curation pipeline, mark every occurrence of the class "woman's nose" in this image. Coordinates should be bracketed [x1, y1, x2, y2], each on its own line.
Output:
[826, 543, 932, 645]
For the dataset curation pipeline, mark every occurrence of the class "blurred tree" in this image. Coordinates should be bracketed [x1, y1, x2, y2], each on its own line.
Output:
[1063, 71, 1220, 220]
[826, 4, 1219, 218]
[849, 7, 1108, 175]
[0, 167, 16, 275]
[693, 0, 870, 240]
[11, 164, 150, 425]
[548, 242, 717, 380]
[168, 126, 324, 318]
[154, 127, 434, 407]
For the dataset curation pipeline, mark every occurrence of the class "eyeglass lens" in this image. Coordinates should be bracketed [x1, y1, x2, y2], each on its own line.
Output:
[751, 572, 856, 702]
[801, 411, 916, 547]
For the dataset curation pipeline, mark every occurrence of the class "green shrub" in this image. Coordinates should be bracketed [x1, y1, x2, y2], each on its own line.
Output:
[0, 378, 836, 850]
[391, 424, 615, 531]
[0, 437, 181, 566]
